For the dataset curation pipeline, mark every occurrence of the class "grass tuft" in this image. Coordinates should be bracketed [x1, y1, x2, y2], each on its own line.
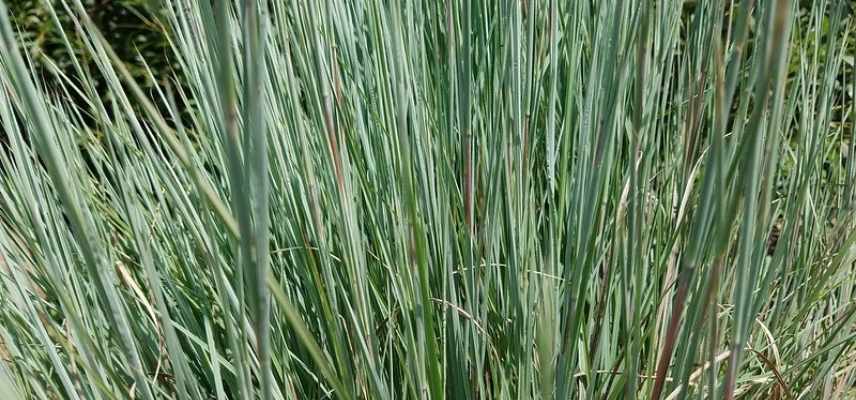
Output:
[0, 0, 854, 399]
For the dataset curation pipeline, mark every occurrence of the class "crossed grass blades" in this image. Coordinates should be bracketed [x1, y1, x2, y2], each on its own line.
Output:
[0, 0, 854, 399]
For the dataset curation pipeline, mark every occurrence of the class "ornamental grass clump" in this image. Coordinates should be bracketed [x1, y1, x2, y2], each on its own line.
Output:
[0, 0, 854, 399]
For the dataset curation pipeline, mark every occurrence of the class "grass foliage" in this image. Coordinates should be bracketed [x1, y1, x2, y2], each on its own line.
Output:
[0, 0, 855, 399]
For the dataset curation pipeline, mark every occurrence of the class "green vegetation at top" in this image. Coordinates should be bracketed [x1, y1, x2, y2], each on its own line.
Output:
[7, 0, 170, 90]
[0, 0, 854, 399]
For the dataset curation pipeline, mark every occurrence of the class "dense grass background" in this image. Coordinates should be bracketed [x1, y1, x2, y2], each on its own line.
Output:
[0, 0, 854, 399]
[5, 0, 173, 109]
